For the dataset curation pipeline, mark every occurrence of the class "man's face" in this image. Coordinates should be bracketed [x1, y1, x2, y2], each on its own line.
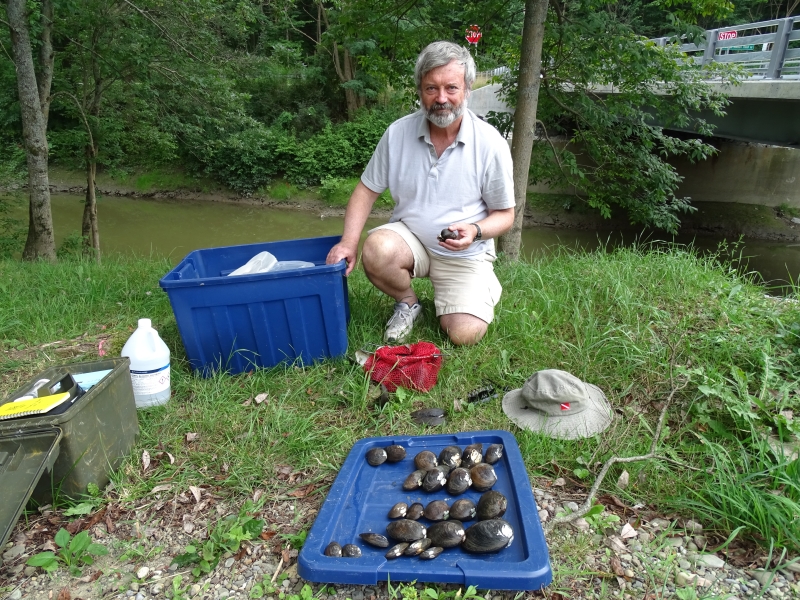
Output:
[419, 60, 468, 129]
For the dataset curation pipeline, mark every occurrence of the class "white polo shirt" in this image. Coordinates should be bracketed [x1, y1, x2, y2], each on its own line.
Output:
[361, 108, 515, 259]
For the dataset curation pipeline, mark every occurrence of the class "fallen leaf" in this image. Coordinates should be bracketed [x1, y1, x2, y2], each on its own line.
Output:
[617, 470, 629, 490]
[306, 388, 313, 395]
[42, 540, 57, 552]
[254, 393, 268, 405]
[253, 489, 264, 504]
[142, 450, 151, 472]
[189, 486, 202, 503]
[453, 398, 464, 413]
[222, 463, 229, 473]
[66, 519, 84, 535]
[105, 513, 115, 533]
[166, 452, 175, 465]
[610, 556, 625, 577]
[151, 484, 172, 494]
[77, 570, 102, 584]
[57, 587, 71, 600]
[192, 500, 209, 514]
[288, 484, 315, 498]
[185, 432, 199, 442]
[261, 531, 277, 541]
[183, 514, 195, 534]
[86, 507, 107, 529]
[242, 399, 252, 406]
[281, 548, 291, 563]
[620, 523, 637, 539]
[552, 477, 566, 487]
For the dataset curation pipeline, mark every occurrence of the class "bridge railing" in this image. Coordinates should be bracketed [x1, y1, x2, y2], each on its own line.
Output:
[651, 16, 800, 79]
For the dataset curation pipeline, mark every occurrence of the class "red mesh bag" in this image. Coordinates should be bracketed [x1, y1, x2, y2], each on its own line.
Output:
[364, 342, 443, 392]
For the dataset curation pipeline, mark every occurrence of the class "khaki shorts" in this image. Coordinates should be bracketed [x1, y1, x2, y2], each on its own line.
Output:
[369, 222, 502, 324]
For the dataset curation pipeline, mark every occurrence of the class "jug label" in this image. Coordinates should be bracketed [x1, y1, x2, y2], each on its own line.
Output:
[130, 364, 170, 395]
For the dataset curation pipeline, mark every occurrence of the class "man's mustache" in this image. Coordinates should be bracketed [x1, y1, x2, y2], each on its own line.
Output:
[429, 103, 455, 112]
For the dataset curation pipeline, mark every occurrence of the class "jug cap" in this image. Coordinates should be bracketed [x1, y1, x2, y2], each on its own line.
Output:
[138, 318, 152, 329]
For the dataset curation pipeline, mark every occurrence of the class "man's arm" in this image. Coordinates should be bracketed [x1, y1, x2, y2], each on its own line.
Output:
[438, 207, 515, 251]
[326, 181, 382, 275]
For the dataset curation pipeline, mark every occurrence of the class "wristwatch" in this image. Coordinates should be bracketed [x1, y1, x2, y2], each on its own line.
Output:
[470, 223, 482, 241]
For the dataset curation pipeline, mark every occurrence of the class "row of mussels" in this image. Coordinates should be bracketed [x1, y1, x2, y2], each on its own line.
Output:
[323, 443, 512, 561]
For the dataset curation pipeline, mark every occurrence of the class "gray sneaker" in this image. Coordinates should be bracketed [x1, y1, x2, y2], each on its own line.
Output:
[384, 302, 423, 343]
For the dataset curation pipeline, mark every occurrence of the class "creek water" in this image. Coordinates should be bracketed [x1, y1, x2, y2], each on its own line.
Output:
[10, 193, 800, 292]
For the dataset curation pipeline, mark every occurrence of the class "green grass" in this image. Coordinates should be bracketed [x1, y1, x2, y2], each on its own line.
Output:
[3, 243, 800, 570]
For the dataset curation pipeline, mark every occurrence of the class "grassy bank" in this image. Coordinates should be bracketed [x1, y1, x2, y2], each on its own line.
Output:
[2, 245, 800, 577]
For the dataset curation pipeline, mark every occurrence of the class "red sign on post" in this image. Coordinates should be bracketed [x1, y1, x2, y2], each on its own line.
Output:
[465, 25, 482, 46]
[719, 30, 738, 40]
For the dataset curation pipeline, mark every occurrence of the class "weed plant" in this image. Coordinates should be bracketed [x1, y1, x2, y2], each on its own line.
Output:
[2, 243, 800, 555]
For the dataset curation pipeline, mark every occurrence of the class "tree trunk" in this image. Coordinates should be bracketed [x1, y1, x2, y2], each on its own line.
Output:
[81, 150, 100, 261]
[37, 0, 54, 128]
[7, 0, 56, 261]
[497, 0, 550, 261]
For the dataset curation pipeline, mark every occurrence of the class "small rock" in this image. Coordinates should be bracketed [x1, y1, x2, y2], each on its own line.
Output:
[538, 509, 548, 523]
[137, 566, 150, 580]
[565, 501, 580, 513]
[225, 557, 235, 569]
[638, 532, 651, 544]
[131, 582, 140, 592]
[666, 537, 684, 548]
[573, 518, 590, 532]
[9, 590, 22, 600]
[751, 570, 774, 587]
[24, 566, 36, 576]
[649, 518, 671, 529]
[352, 590, 365, 600]
[696, 554, 725, 569]
[135, 593, 146, 600]
[785, 562, 800, 574]
[791, 217, 800, 224]
[190, 584, 201, 596]
[684, 520, 703, 533]
[623, 569, 634, 578]
[169, 563, 178, 572]
[2, 544, 25, 561]
[151, 583, 164, 595]
[678, 559, 691, 570]
[219, 588, 230, 598]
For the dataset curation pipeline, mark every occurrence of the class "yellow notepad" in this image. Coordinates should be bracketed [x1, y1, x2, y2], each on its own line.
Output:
[0, 392, 71, 420]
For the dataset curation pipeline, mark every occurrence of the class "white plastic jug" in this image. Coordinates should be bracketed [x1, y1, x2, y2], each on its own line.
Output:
[121, 318, 171, 409]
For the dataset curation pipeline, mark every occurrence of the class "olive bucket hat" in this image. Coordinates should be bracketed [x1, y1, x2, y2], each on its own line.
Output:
[502, 369, 613, 440]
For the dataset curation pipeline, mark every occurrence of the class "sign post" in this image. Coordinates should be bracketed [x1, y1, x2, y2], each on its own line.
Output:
[465, 25, 482, 57]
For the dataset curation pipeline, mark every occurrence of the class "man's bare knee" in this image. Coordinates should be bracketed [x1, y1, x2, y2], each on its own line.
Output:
[362, 230, 412, 275]
[439, 314, 488, 346]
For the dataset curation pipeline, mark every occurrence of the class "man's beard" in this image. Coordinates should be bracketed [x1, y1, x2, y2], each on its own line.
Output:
[425, 99, 466, 128]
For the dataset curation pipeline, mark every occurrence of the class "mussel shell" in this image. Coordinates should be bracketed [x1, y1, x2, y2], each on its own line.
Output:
[342, 544, 362, 557]
[406, 502, 424, 520]
[423, 499, 450, 521]
[462, 519, 514, 553]
[450, 498, 477, 521]
[386, 519, 427, 542]
[403, 469, 426, 491]
[445, 467, 472, 495]
[438, 445, 462, 469]
[385, 542, 409, 559]
[366, 447, 388, 466]
[419, 546, 444, 560]
[470, 463, 498, 492]
[359, 533, 390, 548]
[476, 490, 508, 520]
[324, 541, 342, 557]
[461, 443, 483, 468]
[484, 443, 504, 465]
[388, 502, 408, 519]
[403, 538, 432, 556]
[385, 444, 407, 463]
[422, 465, 451, 493]
[426, 520, 466, 548]
[414, 450, 438, 471]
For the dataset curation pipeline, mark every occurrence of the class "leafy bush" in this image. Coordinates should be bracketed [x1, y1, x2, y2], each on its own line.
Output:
[26, 528, 108, 576]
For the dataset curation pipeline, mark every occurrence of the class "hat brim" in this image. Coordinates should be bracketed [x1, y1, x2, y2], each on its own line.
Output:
[502, 383, 613, 440]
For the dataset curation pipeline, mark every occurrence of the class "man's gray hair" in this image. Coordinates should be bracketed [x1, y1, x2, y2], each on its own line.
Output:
[414, 41, 476, 92]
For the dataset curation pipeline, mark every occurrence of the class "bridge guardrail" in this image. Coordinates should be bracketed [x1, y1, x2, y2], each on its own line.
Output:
[651, 16, 800, 80]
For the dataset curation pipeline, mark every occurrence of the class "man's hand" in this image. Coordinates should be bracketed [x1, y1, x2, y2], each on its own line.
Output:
[326, 241, 358, 276]
[437, 222, 478, 251]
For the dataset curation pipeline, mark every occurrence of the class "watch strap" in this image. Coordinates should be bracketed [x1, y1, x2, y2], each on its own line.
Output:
[470, 223, 482, 241]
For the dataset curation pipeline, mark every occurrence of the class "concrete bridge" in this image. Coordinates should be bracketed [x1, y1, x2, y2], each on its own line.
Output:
[470, 16, 800, 147]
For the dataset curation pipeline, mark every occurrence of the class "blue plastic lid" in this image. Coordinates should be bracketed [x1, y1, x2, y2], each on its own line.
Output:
[298, 430, 552, 591]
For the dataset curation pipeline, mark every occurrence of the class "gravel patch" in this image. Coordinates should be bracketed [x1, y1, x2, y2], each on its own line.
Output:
[2, 487, 798, 600]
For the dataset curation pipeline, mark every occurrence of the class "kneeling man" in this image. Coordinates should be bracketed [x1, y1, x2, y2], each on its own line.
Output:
[326, 41, 515, 346]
